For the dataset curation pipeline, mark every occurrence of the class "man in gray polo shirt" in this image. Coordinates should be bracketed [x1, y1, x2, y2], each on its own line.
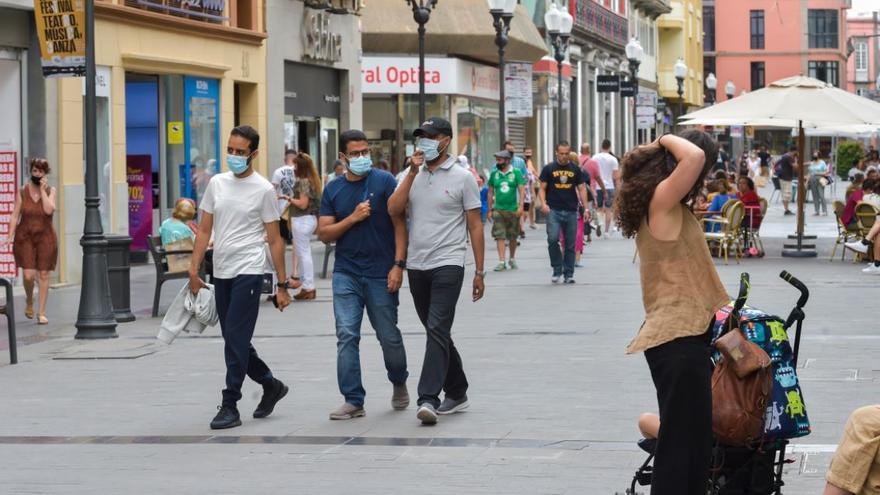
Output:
[388, 117, 485, 426]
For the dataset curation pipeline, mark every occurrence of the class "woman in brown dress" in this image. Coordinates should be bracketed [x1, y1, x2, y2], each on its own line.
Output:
[5, 158, 58, 324]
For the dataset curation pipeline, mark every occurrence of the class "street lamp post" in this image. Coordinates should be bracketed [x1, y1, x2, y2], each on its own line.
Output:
[406, 0, 439, 124]
[544, 2, 573, 145]
[725, 80, 736, 101]
[673, 58, 687, 132]
[75, 0, 117, 339]
[625, 37, 643, 146]
[705, 72, 717, 105]
[489, 0, 516, 146]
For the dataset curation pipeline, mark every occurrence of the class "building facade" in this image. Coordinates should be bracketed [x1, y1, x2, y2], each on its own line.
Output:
[360, 0, 545, 175]
[51, 0, 268, 282]
[846, 7, 880, 99]
[265, 0, 363, 177]
[712, 0, 850, 97]
[657, 0, 704, 122]
[630, 0, 671, 144]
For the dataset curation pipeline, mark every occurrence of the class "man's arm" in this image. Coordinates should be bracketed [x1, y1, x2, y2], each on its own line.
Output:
[388, 151, 424, 217]
[265, 221, 290, 311]
[387, 213, 408, 293]
[539, 181, 549, 212]
[188, 212, 214, 293]
[487, 185, 495, 211]
[466, 208, 485, 302]
[516, 184, 525, 217]
[316, 202, 370, 243]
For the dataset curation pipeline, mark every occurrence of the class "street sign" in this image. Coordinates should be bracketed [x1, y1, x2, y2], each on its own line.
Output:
[505, 62, 533, 118]
[637, 116, 654, 130]
[636, 106, 656, 117]
[730, 125, 744, 138]
[637, 91, 657, 107]
[620, 80, 635, 97]
[597, 75, 620, 93]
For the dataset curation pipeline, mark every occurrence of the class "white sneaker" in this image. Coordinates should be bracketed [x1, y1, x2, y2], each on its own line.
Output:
[863, 264, 880, 274]
[845, 241, 869, 254]
[551, 275, 562, 284]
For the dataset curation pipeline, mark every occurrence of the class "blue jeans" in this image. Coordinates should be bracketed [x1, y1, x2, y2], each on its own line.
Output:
[214, 275, 274, 407]
[546, 209, 578, 278]
[333, 271, 408, 407]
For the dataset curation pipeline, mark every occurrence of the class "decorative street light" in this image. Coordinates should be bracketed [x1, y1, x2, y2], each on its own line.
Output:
[75, 0, 117, 339]
[725, 80, 736, 100]
[488, 0, 516, 146]
[705, 72, 717, 104]
[406, 0, 439, 124]
[544, 2, 573, 145]
[625, 37, 644, 145]
[673, 58, 687, 132]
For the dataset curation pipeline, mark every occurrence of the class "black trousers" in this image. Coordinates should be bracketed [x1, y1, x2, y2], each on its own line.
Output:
[214, 275, 274, 407]
[408, 266, 468, 408]
[644, 327, 713, 495]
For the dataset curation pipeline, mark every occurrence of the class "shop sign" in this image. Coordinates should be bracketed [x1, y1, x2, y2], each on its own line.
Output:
[362, 57, 500, 101]
[167, 122, 184, 145]
[33, 0, 86, 78]
[730, 125, 744, 138]
[620, 79, 635, 97]
[505, 62, 533, 118]
[571, 0, 628, 47]
[127, 156, 153, 252]
[0, 151, 17, 279]
[303, 9, 343, 64]
[637, 91, 657, 107]
[597, 75, 619, 93]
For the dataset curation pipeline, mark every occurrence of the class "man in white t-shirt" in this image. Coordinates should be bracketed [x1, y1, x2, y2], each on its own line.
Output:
[189, 125, 292, 430]
[271, 149, 297, 243]
[593, 139, 620, 235]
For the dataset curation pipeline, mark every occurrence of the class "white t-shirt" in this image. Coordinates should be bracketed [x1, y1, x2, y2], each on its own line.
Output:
[199, 171, 281, 279]
[271, 165, 296, 213]
[594, 151, 619, 189]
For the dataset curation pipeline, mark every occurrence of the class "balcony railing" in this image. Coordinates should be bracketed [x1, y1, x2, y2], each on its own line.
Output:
[571, 0, 628, 47]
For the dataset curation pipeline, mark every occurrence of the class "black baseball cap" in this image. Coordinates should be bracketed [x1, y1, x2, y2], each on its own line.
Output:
[413, 117, 453, 138]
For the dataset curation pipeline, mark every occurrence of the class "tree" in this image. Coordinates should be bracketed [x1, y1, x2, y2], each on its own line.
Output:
[836, 141, 864, 180]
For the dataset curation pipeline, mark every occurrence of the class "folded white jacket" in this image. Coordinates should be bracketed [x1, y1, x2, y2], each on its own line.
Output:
[157, 284, 218, 344]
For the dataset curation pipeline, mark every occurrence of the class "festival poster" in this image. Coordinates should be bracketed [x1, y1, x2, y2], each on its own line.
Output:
[33, 0, 86, 78]
[126, 155, 152, 252]
[0, 151, 18, 279]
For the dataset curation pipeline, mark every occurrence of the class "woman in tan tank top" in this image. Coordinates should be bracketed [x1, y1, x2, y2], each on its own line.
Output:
[614, 131, 728, 495]
[3, 158, 58, 325]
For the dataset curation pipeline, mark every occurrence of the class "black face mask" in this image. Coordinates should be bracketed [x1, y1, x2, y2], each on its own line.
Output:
[31, 175, 42, 185]
[496, 163, 507, 171]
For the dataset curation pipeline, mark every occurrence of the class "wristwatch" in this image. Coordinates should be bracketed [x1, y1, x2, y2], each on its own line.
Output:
[394, 260, 407, 269]
[475, 271, 486, 278]
[276, 280, 291, 290]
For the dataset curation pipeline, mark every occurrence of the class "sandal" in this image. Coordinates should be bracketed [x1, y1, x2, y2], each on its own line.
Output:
[37, 314, 49, 325]
[24, 300, 34, 319]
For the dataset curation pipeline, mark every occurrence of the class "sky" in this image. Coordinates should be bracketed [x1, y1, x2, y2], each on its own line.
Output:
[850, 0, 878, 15]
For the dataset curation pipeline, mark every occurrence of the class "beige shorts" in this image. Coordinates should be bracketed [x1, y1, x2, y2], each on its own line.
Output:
[780, 180, 793, 202]
[826, 405, 880, 494]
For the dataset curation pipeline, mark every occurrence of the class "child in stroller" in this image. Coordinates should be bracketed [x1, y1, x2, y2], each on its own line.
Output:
[620, 271, 811, 495]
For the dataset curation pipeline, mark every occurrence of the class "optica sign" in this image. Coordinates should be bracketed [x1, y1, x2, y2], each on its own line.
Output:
[362, 57, 499, 101]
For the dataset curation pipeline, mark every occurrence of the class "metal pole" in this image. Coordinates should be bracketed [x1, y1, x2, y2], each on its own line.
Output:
[499, 45, 506, 145]
[418, 19, 426, 124]
[557, 59, 563, 145]
[75, 0, 118, 339]
[630, 61, 639, 146]
[874, 12, 879, 92]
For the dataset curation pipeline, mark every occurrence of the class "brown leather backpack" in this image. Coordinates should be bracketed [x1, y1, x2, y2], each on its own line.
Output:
[711, 328, 774, 447]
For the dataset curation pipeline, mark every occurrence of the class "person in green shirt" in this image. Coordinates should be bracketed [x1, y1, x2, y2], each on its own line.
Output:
[488, 150, 525, 271]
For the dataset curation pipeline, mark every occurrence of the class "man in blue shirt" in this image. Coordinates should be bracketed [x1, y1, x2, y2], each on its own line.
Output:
[317, 129, 409, 420]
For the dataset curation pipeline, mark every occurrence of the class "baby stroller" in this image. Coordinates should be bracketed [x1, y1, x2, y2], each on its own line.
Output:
[619, 271, 811, 495]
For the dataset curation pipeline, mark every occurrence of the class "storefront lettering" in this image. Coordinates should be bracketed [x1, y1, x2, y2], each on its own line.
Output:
[303, 10, 343, 63]
[362, 65, 442, 88]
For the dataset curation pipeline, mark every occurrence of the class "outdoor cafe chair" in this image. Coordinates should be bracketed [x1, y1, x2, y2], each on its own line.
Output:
[855, 201, 878, 237]
[831, 200, 862, 262]
[703, 200, 745, 264]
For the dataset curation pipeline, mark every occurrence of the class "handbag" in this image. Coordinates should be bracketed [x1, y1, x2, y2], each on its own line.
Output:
[715, 328, 770, 378]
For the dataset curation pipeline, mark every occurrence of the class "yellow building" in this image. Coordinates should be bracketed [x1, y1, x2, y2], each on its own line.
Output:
[54, 0, 267, 283]
[657, 0, 704, 116]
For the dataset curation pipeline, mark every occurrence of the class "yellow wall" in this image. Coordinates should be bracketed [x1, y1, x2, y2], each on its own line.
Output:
[55, 18, 266, 283]
[657, 0, 704, 109]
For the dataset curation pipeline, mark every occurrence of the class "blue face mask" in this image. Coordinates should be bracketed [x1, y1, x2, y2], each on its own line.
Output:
[227, 154, 250, 174]
[348, 156, 373, 176]
[417, 137, 443, 162]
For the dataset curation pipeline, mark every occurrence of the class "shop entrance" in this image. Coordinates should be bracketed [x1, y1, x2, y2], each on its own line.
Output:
[125, 72, 219, 256]
[283, 61, 341, 176]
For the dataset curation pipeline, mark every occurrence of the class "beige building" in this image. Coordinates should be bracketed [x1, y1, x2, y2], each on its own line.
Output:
[658, 0, 704, 116]
[54, 0, 267, 282]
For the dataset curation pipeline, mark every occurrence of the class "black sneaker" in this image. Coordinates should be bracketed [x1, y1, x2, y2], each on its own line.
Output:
[564, 278, 576, 284]
[253, 379, 289, 419]
[210, 404, 241, 430]
[437, 395, 469, 415]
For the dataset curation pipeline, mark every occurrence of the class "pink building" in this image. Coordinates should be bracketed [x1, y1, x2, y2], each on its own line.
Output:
[846, 8, 880, 96]
[706, 0, 850, 102]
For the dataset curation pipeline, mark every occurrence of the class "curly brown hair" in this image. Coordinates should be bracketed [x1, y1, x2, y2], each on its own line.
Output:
[614, 130, 718, 238]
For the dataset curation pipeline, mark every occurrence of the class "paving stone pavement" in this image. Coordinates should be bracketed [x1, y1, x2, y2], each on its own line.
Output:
[0, 192, 876, 494]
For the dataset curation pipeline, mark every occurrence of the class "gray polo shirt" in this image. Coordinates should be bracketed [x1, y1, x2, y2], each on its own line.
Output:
[407, 155, 481, 271]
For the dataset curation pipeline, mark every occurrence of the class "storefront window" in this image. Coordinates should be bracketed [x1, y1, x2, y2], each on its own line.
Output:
[454, 97, 500, 177]
[184, 76, 220, 204]
[401, 95, 450, 139]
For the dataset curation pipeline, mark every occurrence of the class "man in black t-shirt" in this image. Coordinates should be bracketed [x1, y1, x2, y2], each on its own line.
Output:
[775, 147, 798, 215]
[538, 141, 588, 284]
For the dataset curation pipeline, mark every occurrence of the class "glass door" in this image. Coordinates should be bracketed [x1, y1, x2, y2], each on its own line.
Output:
[320, 117, 339, 177]
[183, 76, 220, 206]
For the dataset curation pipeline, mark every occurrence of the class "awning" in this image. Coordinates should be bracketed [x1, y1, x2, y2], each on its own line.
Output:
[362, 0, 548, 65]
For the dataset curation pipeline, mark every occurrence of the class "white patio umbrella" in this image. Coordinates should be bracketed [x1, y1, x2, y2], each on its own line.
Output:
[679, 75, 880, 258]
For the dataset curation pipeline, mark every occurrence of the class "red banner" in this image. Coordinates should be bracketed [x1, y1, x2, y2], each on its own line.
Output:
[0, 151, 18, 279]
